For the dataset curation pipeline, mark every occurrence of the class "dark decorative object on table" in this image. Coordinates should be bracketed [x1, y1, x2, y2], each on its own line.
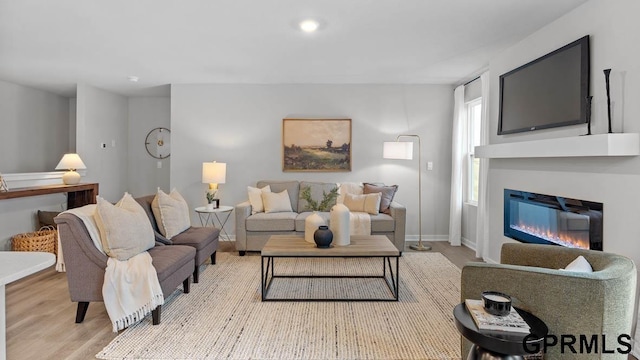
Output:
[604, 68, 613, 133]
[482, 291, 512, 316]
[584, 95, 593, 135]
[314, 225, 333, 248]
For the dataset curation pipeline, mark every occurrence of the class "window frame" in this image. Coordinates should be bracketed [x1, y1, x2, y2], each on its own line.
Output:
[465, 97, 482, 206]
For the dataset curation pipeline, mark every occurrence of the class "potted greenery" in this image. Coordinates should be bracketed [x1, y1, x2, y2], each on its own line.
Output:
[206, 190, 217, 210]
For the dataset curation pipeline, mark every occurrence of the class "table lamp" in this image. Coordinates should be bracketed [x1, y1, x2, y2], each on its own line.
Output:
[383, 135, 431, 251]
[202, 161, 226, 209]
[55, 153, 87, 185]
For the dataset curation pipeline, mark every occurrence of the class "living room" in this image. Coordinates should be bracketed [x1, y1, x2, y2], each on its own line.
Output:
[1, 0, 639, 359]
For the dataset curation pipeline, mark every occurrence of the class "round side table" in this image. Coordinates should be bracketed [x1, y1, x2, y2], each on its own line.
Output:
[195, 205, 234, 241]
[453, 303, 548, 359]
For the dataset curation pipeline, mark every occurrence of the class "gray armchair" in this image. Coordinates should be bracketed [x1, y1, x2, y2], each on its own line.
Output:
[461, 243, 637, 359]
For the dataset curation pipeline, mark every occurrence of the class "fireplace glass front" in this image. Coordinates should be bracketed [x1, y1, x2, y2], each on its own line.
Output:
[504, 189, 603, 251]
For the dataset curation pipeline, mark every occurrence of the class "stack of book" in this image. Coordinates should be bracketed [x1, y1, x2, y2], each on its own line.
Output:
[464, 299, 531, 333]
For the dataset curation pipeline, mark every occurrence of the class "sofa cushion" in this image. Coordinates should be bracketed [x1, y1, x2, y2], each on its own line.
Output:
[364, 183, 398, 214]
[147, 244, 195, 284]
[152, 188, 191, 239]
[298, 181, 338, 212]
[94, 193, 155, 261]
[370, 213, 396, 232]
[262, 190, 294, 213]
[257, 180, 299, 212]
[171, 226, 220, 251]
[247, 212, 297, 231]
[295, 212, 332, 232]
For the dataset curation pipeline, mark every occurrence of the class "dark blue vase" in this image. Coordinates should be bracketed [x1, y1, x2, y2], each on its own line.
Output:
[314, 226, 333, 248]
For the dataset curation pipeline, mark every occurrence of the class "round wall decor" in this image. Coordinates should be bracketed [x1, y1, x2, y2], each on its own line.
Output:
[145, 127, 171, 159]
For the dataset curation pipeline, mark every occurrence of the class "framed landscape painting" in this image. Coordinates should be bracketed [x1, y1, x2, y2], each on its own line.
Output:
[282, 118, 352, 172]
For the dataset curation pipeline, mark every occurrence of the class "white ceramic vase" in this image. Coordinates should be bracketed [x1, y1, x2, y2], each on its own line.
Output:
[305, 212, 325, 244]
[330, 203, 350, 246]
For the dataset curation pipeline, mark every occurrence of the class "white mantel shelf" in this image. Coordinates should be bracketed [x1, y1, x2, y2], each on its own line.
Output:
[475, 133, 640, 159]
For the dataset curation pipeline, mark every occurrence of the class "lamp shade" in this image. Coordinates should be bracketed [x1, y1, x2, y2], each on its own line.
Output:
[55, 153, 86, 170]
[202, 161, 226, 184]
[383, 141, 413, 160]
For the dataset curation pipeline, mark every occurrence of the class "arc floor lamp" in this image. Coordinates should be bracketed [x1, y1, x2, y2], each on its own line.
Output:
[383, 135, 431, 251]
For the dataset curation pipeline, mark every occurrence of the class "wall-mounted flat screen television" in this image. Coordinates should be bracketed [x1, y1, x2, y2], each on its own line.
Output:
[498, 35, 590, 135]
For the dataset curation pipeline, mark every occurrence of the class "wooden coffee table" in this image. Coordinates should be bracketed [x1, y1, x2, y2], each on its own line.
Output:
[261, 235, 400, 301]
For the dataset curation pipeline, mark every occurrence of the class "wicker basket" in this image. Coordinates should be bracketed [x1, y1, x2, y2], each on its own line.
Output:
[11, 226, 58, 256]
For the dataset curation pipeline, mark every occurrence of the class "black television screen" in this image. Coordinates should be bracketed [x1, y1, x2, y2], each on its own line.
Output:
[498, 35, 590, 135]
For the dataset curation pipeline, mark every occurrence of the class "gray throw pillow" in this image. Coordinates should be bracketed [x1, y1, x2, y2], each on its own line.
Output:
[363, 183, 398, 214]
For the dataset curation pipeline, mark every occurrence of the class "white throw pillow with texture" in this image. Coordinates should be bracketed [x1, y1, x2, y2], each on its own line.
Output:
[336, 182, 364, 204]
[94, 193, 155, 261]
[262, 189, 293, 213]
[560, 255, 593, 273]
[152, 188, 191, 239]
[248, 185, 271, 215]
[342, 192, 381, 215]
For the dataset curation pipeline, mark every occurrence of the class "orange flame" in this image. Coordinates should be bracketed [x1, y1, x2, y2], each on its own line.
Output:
[511, 222, 590, 250]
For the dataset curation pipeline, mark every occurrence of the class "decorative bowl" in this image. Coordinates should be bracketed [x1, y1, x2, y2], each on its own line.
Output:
[482, 291, 512, 316]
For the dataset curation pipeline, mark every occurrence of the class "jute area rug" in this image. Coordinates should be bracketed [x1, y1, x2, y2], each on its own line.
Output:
[97, 252, 462, 360]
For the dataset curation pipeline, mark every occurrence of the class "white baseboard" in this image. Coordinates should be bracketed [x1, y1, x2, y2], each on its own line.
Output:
[461, 237, 476, 251]
[404, 235, 449, 242]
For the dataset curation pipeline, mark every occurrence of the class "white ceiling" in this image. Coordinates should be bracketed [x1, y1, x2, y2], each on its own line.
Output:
[0, 0, 589, 97]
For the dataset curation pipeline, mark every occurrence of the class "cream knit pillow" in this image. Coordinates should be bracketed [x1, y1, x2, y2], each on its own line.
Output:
[343, 192, 382, 215]
[152, 188, 191, 239]
[248, 185, 271, 215]
[94, 193, 155, 261]
[262, 190, 293, 213]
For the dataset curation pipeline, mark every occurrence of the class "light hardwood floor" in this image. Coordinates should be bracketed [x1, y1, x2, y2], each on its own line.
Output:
[12, 241, 633, 360]
[5, 240, 479, 359]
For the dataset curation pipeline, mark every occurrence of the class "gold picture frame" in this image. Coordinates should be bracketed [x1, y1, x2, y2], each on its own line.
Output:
[282, 118, 352, 172]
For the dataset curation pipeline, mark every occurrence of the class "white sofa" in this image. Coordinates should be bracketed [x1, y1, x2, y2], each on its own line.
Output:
[234, 180, 406, 255]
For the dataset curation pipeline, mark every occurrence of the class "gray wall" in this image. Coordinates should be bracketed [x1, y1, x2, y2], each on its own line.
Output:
[127, 97, 171, 196]
[170, 84, 454, 239]
[485, 0, 640, 265]
[0, 79, 70, 172]
[76, 84, 130, 202]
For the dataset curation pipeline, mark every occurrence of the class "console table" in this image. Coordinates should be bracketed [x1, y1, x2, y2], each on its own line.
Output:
[0, 183, 98, 209]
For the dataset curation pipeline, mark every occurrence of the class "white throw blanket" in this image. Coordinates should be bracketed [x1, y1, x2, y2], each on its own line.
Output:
[103, 253, 164, 332]
[337, 183, 371, 236]
[57, 205, 164, 332]
[350, 212, 371, 235]
[56, 205, 104, 272]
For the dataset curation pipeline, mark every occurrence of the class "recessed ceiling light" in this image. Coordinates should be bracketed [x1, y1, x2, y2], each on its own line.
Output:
[128, 76, 139, 82]
[299, 19, 320, 33]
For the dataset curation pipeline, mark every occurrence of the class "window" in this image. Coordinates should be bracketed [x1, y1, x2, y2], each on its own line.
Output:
[466, 98, 482, 204]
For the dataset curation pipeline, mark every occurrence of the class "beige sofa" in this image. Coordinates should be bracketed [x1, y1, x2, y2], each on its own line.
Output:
[235, 180, 406, 255]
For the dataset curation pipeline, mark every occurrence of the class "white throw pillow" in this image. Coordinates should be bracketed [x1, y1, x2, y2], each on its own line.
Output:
[342, 192, 381, 215]
[262, 190, 293, 213]
[336, 182, 364, 204]
[152, 188, 191, 239]
[561, 255, 593, 273]
[94, 193, 155, 261]
[248, 185, 271, 215]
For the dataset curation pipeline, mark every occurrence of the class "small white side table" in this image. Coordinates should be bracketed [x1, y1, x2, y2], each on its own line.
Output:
[195, 205, 234, 241]
[1, 251, 55, 360]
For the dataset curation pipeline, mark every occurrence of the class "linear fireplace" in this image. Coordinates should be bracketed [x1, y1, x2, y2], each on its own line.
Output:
[504, 189, 603, 251]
